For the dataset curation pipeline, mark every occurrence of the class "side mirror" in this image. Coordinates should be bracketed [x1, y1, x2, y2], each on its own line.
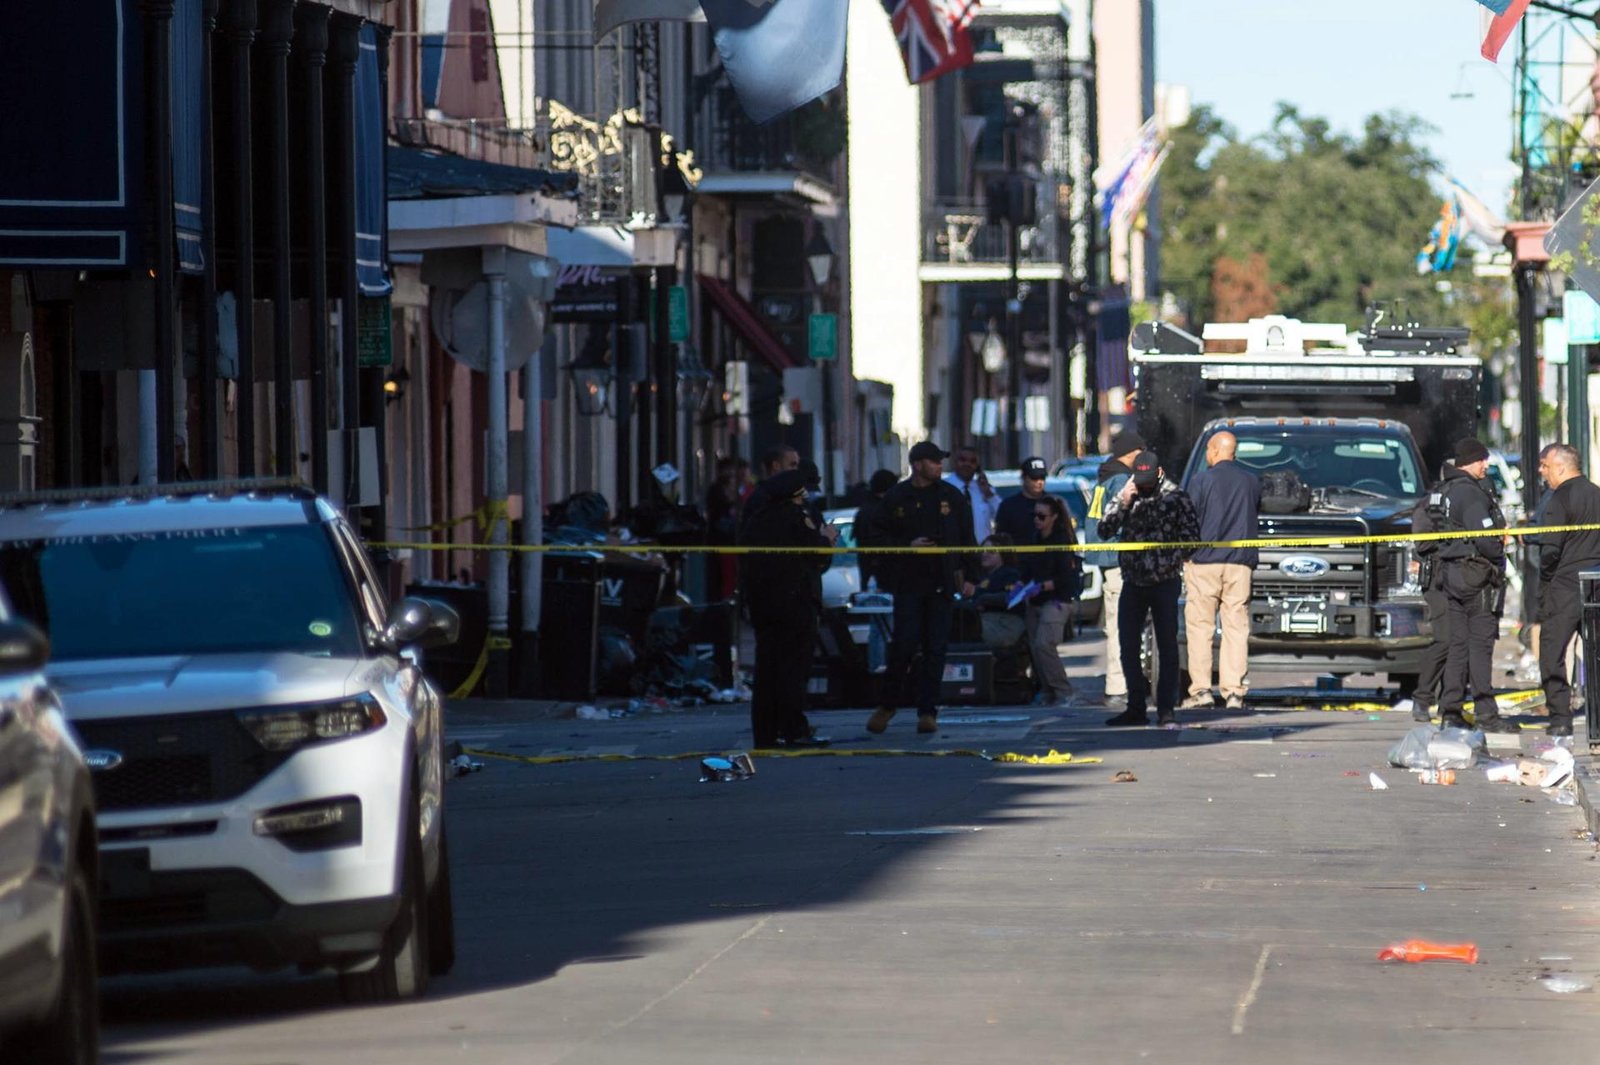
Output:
[0, 618, 49, 675]
[384, 597, 461, 650]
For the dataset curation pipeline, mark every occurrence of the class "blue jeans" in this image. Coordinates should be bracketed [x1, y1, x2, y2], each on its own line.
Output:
[885, 591, 954, 716]
[1118, 577, 1181, 716]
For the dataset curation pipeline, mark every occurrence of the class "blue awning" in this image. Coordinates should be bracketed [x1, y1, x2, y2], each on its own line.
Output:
[0, 1, 144, 267]
[387, 146, 579, 200]
[356, 24, 391, 296]
[173, 0, 205, 273]
[421, 34, 444, 109]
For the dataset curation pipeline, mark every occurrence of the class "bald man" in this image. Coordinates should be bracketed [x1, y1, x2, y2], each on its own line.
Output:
[1182, 430, 1262, 711]
[1535, 443, 1600, 736]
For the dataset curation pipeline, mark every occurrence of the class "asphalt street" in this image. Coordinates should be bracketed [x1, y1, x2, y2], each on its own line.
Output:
[101, 635, 1600, 1065]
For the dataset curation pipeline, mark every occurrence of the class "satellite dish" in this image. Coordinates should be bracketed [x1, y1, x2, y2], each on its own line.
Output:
[431, 251, 560, 373]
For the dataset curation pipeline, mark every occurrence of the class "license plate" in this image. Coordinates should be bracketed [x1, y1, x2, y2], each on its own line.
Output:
[942, 663, 975, 683]
[100, 847, 152, 898]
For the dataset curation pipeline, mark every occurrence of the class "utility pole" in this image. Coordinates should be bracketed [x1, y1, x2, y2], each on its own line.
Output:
[1004, 108, 1024, 467]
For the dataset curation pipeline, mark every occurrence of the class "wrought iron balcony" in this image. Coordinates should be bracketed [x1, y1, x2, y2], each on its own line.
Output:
[921, 199, 1061, 269]
[699, 86, 844, 181]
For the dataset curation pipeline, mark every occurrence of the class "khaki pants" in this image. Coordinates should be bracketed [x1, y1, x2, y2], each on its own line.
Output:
[1184, 562, 1252, 700]
[1103, 567, 1126, 697]
[1026, 599, 1073, 700]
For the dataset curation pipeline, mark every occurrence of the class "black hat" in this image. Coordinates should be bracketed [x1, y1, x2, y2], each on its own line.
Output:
[1110, 431, 1146, 458]
[766, 470, 809, 501]
[1454, 437, 1490, 466]
[869, 469, 900, 494]
[1021, 456, 1049, 480]
[799, 458, 821, 488]
[908, 441, 949, 463]
[1131, 450, 1160, 488]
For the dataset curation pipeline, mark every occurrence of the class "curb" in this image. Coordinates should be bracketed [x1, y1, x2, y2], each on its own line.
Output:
[1572, 736, 1600, 838]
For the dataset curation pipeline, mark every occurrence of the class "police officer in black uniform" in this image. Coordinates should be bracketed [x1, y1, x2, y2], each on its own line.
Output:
[1534, 443, 1600, 737]
[1432, 438, 1516, 733]
[740, 469, 836, 748]
[863, 442, 975, 736]
[1406, 468, 1456, 723]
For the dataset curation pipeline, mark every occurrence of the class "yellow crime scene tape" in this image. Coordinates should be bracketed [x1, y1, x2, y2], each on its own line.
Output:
[374, 521, 1600, 557]
[463, 745, 1103, 767]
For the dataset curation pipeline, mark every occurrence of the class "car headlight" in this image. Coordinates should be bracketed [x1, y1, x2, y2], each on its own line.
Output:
[1386, 543, 1423, 597]
[237, 694, 387, 752]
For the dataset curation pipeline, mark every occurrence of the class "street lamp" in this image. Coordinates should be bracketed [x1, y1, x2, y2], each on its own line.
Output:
[806, 228, 835, 287]
[659, 153, 693, 226]
[567, 327, 614, 417]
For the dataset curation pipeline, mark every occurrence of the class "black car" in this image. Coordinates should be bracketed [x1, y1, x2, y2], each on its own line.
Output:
[0, 603, 98, 1063]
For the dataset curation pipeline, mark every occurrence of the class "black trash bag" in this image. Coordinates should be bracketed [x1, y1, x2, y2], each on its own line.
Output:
[549, 491, 612, 537]
[595, 626, 640, 695]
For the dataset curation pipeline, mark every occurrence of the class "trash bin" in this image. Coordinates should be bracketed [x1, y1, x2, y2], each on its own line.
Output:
[405, 580, 488, 697]
[541, 551, 604, 699]
[1580, 569, 1600, 746]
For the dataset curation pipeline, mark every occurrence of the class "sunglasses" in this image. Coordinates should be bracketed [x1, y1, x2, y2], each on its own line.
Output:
[1033, 512, 1053, 521]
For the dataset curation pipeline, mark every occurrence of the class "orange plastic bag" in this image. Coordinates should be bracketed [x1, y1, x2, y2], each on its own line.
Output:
[1377, 940, 1478, 964]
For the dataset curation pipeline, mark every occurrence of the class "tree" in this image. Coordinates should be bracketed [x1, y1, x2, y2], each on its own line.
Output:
[1158, 104, 1484, 330]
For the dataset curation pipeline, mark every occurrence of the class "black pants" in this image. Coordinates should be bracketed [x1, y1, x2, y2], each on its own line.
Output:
[1118, 577, 1182, 716]
[1539, 582, 1581, 728]
[884, 590, 954, 716]
[1412, 581, 1451, 712]
[1438, 563, 1500, 721]
[751, 607, 819, 747]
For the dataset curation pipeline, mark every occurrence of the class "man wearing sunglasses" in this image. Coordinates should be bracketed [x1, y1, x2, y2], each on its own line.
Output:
[994, 456, 1052, 544]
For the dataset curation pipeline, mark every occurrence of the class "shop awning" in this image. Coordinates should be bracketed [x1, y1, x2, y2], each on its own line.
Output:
[698, 274, 798, 372]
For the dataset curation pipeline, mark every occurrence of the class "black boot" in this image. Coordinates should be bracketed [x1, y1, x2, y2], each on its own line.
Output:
[1105, 708, 1150, 727]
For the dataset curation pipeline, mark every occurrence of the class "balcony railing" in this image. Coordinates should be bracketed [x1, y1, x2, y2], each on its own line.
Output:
[700, 86, 844, 180]
[922, 199, 1060, 267]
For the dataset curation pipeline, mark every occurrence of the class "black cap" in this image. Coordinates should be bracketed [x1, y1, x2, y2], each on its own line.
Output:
[766, 470, 809, 500]
[1454, 437, 1490, 466]
[1021, 456, 1048, 480]
[1131, 450, 1160, 488]
[908, 441, 948, 463]
[1110, 431, 1146, 458]
[869, 469, 899, 494]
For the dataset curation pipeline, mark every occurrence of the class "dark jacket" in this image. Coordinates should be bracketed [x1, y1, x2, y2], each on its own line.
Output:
[1023, 522, 1081, 603]
[1434, 466, 1506, 567]
[1411, 492, 1443, 590]
[853, 493, 891, 590]
[1083, 458, 1134, 568]
[971, 563, 1024, 613]
[994, 490, 1042, 545]
[1187, 459, 1261, 566]
[739, 495, 831, 626]
[864, 477, 975, 596]
[1097, 483, 1201, 586]
[1538, 475, 1600, 591]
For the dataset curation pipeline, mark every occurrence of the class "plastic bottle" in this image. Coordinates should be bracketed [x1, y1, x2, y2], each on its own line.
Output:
[1417, 768, 1456, 785]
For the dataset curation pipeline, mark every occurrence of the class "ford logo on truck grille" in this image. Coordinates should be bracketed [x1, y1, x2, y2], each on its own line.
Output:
[83, 749, 124, 772]
[1279, 556, 1331, 580]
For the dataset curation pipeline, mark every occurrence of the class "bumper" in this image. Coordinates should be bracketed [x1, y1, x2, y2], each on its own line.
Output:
[98, 863, 400, 974]
[92, 721, 411, 969]
[1180, 599, 1432, 674]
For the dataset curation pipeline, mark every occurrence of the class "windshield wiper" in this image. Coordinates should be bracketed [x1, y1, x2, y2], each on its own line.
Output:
[1321, 484, 1391, 499]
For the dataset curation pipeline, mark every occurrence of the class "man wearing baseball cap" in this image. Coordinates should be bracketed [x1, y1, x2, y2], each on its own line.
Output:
[1083, 431, 1146, 709]
[1096, 449, 1200, 727]
[1430, 436, 1516, 733]
[994, 456, 1052, 545]
[862, 442, 975, 735]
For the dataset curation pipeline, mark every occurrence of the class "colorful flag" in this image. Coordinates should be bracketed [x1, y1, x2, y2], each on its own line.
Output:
[881, 0, 980, 85]
[1480, 0, 1531, 62]
[1449, 178, 1506, 245]
[1416, 195, 1463, 274]
[1096, 117, 1163, 230]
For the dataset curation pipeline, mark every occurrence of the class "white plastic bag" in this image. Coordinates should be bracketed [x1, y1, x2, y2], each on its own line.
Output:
[1388, 725, 1480, 771]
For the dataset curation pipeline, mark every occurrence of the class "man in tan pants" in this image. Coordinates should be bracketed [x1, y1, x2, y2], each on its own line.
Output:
[1084, 434, 1145, 709]
[1182, 432, 1261, 711]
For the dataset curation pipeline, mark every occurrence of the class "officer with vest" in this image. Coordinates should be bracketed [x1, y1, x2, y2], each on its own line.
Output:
[1404, 468, 1457, 723]
[1533, 442, 1600, 737]
[1432, 438, 1517, 733]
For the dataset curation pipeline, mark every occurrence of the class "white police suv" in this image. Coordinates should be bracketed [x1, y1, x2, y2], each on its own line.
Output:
[0, 482, 460, 1002]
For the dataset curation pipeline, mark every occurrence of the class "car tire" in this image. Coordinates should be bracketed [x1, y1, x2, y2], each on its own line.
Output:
[340, 799, 430, 1003]
[426, 822, 457, 977]
[9, 864, 99, 1065]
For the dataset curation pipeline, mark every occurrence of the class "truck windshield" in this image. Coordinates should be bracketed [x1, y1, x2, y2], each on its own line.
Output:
[0, 524, 364, 661]
[1208, 428, 1424, 497]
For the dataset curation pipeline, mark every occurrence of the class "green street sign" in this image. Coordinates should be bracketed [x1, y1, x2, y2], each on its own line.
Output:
[668, 285, 690, 343]
[357, 296, 393, 368]
[808, 312, 837, 362]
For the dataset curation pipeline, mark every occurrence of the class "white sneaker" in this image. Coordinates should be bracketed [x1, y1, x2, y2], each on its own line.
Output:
[1179, 694, 1213, 711]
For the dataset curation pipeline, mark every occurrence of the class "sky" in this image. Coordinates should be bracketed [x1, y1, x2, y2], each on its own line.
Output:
[1156, 0, 1532, 212]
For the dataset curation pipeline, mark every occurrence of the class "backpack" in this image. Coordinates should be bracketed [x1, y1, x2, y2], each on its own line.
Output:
[1259, 470, 1311, 515]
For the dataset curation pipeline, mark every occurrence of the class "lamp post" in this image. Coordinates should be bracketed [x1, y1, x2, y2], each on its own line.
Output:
[806, 227, 836, 502]
[656, 155, 693, 495]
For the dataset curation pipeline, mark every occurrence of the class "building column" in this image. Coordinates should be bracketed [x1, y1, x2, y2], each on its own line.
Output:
[484, 247, 511, 698]
[197, 0, 221, 478]
[226, 0, 259, 476]
[143, 0, 178, 483]
[330, 13, 361, 504]
[260, 0, 296, 476]
[296, 3, 331, 493]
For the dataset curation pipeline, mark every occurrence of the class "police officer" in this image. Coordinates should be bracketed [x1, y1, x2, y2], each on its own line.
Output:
[740, 469, 836, 748]
[863, 442, 975, 736]
[1533, 443, 1600, 737]
[1405, 469, 1455, 723]
[1433, 438, 1516, 734]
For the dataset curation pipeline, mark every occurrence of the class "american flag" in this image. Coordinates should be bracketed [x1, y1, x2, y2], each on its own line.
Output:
[882, 0, 980, 85]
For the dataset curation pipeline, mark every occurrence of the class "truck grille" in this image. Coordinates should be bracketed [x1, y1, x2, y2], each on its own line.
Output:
[1251, 517, 1370, 606]
[75, 712, 291, 812]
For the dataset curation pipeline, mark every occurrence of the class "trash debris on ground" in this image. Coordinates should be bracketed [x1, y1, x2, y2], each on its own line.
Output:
[699, 752, 756, 783]
[574, 704, 621, 721]
[1388, 724, 1480, 771]
[991, 749, 1096, 766]
[1484, 762, 1520, 783]
[1112, 769, 1138, 783]
[1417, 768, 1456, 785]
[1369, 772, 1389, 790]
[449, 753, 485, 777]
[1539, 973, 1594, 993]
[1549, 788, 1580, 807]
[708, 686, 752, 704]
[1253, 773, 1277, 778]
[1377, 940, 1478, 964]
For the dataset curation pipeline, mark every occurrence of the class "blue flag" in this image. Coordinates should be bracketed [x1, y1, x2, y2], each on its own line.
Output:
[1473, 0, 1514, 13]
[699, 0, 851, 124]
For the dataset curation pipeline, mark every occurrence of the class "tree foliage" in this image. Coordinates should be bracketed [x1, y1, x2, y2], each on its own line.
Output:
[1158, 104, 1470, 329]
